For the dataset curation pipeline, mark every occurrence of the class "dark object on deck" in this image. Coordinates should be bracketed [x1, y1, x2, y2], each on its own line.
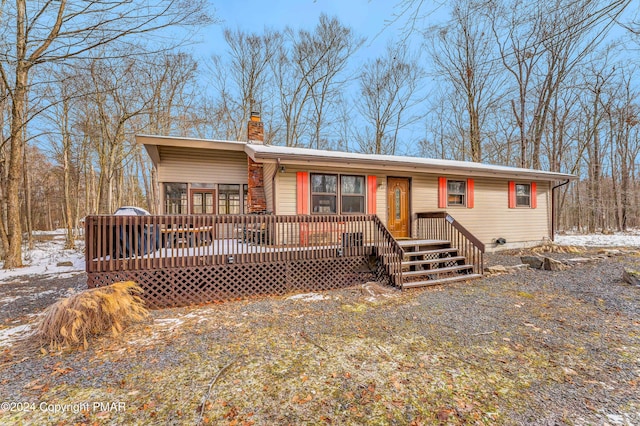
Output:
[112, 207, 160, 258]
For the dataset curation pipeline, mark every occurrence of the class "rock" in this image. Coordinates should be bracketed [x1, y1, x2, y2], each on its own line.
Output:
[361, 282, 397, 297]
[520, 255, 544, 269]
[56, 261, 74, 267]
[485, 265, 508, 274]
[543, 257, 568, 271]
[622, 269, 640, 287]
[509, 264, 530, 271]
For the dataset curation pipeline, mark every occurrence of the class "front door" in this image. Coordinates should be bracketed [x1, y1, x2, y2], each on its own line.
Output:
[387, 177, 410, 238]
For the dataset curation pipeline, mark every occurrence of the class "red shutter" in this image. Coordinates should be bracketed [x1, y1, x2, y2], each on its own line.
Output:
[296, 172, 309, 214]
[367, 175, 377, 214]
[508, 181, 516, 208]
[467, 178, 474, 209]
[438, 177, 447, 209]
[531, 182, 537, 209]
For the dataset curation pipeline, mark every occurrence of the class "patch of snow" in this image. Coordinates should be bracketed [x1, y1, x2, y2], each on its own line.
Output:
[0, 237, 85, 283]
[154, 318, 185, 328]
[555, 232, 640, 247]
[287, 292, 330, 301]
[0, 324, 33, 347]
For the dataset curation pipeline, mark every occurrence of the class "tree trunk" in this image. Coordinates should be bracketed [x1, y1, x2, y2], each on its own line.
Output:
[4, 67, 27, 268]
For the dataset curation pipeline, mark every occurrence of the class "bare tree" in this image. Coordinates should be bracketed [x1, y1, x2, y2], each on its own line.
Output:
[211, 29, 280, 141]
[271, 14, 359, 147]
[427, 0, 500, 162]
[0, 0, 211, 268]
[490, 0, 632, 168]
[356, 43, 424, 155]
[299, 15, 362, 149]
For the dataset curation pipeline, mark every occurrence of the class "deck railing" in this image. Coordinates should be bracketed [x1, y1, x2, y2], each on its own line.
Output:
[85, 213, 404, 287]
[416, 212, 485, 275]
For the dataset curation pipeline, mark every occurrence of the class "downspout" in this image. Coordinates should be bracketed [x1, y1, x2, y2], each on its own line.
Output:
[271, 158, 281, 214]
[551, 179, 571, 242]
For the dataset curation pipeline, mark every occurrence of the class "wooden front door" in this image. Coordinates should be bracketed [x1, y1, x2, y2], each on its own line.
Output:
[387, 177, 410, 238]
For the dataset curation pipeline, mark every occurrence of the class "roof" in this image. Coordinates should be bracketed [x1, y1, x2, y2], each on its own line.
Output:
[136, 134, 576, 182]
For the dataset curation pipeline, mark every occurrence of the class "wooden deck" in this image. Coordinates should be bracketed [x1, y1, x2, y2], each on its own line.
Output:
[85, 212, 484, 307]
[85, 214, 404, 308]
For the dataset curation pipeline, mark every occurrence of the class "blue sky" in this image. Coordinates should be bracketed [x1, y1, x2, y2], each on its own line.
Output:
[194, 0, 423, 62]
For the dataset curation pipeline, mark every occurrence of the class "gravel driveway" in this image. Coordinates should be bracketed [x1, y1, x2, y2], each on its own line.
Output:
[0, 248, 639, 425]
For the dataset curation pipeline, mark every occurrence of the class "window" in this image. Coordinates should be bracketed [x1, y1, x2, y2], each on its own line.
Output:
[447, 180, 466, 206]
[309, 174, 366, 214]
[164, 183, 187, 214]
[191, 190, 215, 214]
[311, 174, 337, 213]
[341, 175, 365, 213]
[516, 183, 531, 207]
[218, 184, 241, 214]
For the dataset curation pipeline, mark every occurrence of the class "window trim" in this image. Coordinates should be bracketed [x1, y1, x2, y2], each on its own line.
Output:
[340, 174, 366, 215]
[308, 173, 367, 215]
[190, 188, 216, 214]
[310, 173, 338, 214]
[446, 179, 467, 207]
[218, 184, 242, 215]
[164, 182, 188, 214]
[515, 183, 531, 208]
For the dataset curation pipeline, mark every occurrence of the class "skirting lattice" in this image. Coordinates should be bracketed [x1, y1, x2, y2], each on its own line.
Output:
[87, 256, 379, 309]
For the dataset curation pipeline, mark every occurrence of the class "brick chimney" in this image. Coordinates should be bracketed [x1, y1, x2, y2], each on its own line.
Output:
[247, 111, 264, 144]
[247, 112, 267, 213]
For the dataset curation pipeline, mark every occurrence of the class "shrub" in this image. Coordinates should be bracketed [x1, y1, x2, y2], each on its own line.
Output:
[34, 281, 148, 350]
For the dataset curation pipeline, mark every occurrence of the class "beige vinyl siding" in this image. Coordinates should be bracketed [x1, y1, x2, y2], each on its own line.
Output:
[158, 146, 247, 183]
[375, 174, 387, 225]
[263, 163, 275, 213]
[276, 170, 297, 215]
[411, 175, 551, 249]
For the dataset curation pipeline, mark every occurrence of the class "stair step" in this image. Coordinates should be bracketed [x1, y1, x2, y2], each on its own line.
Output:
[403, 264, 474, 277]
[402, 274, 483, 288]
[397, 239, 450, 248]
[402, 255, 465, 267]
[404, 248, 459, 258]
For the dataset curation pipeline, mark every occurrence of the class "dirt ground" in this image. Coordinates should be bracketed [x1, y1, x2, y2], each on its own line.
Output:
[0, 248, 639, 425]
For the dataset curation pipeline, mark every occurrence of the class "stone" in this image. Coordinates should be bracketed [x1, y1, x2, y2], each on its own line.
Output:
[543, 257, 568, 271]
[622, 268, 640, 287]
[520, 255, 544, 270]
[508, 264, 530, 271]
[485, 265, 508, 274]
[361, 282, 397, 297]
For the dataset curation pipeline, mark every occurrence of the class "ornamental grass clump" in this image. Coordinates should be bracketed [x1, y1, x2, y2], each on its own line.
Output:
[34, 281, 148, 351]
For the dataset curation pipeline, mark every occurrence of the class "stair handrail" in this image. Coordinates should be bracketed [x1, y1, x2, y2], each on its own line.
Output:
[371, 215, 405, 287]
[416, 211, 484, 276]
[417, 212, 485, 252]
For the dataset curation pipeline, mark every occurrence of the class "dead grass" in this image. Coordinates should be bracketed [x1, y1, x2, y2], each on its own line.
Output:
[32, 281, 148, 351]
[1, 256, 639, 425]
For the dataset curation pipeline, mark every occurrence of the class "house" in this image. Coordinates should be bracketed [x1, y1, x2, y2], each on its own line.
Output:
[137, 113, 576, 253]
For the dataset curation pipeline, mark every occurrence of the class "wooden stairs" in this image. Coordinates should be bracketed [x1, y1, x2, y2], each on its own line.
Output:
[398, 239, 482, 289]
